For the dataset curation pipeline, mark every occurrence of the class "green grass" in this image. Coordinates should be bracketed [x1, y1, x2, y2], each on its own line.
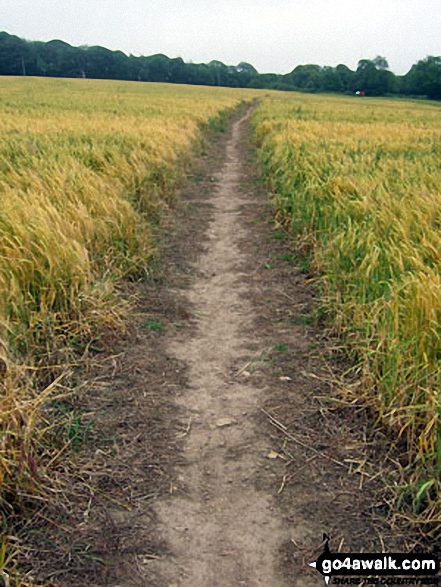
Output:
[144, 320, 163, 332]
[274, 343, 288, 352]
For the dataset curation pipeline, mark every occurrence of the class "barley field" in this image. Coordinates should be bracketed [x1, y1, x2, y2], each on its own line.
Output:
[253, 93, 441, 526]
[0, 77, 255, 527]
[2, 77, 441, 573]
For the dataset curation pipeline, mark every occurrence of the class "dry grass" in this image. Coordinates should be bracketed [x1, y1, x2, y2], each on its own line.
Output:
[0, 76, 258, 580]
[253, 92, 441, 532]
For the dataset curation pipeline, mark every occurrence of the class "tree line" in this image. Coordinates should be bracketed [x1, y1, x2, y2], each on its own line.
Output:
[1, 31, 440, 99]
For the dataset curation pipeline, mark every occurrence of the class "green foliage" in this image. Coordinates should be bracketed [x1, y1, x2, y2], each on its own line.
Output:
[1, 31, 440, 100]
[0, 32, 261, 89]
[274, 343, 288, 352]
[145, 320, 163, 332]
[402, 56, 441, 100]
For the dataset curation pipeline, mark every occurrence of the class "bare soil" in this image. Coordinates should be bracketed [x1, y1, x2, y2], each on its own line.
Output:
[30, 105, 415, 587]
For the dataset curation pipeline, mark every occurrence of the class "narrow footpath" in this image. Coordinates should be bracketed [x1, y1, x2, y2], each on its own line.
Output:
[45, 105, 406, 587]
[123, 107, 402, 586]
[146, 110, 292, 586]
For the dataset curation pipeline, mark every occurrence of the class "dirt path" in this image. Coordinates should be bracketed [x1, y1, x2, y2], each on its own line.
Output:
[96, 106, 405, 587]
[37, 105, 407, 587]
[144, 109, 292, 586]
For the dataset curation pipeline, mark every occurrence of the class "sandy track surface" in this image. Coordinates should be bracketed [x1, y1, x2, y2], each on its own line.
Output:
[145, 109, 293, 586]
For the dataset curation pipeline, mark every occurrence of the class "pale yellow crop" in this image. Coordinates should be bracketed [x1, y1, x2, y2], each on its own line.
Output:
[253, 91, 441, 527]
[0, 76, 258, 573]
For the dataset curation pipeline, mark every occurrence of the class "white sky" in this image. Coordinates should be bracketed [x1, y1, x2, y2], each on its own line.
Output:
[1, 0, 440, 75]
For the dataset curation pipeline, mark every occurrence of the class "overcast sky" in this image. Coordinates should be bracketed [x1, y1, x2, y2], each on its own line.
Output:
[1, 0, 440, 75]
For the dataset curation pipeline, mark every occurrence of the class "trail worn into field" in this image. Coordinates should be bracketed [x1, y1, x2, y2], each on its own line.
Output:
[106, 107, 403, 587]
[40, 106, 407, 587]
[145, 110, 290, 586]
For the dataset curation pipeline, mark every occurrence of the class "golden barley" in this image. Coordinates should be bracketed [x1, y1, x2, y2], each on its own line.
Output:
[253, 92, 441, 527]
[0, 76, 257, 572]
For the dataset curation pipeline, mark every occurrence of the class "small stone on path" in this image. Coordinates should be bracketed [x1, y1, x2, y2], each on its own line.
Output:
[215, 417, 237, 428]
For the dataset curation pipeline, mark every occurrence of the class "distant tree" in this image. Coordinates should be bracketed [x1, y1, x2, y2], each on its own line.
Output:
[247, 73, 279, 89]
[185, 62, 213, 86]
[321, 66, 344, 92]
[36, 39, 86, 78]
[335, 64, 356, 92]
[402, 56, 441, 99]
[0, 30, 439, 100]
[0, 32, 32, 75]
[378, 68, 397, 94]
[285, 64, 322, 92]
[235, 62, 258, 86]
[83, 46, 129, 80]
[133, 56, 151, 81]
[236, 62, 258, 75]
[209, 60, 226, 68]
[373, 55, 389, 70]
[145, 54, 170, 82]
[209, 60, 228, 86]
[168, 57, 186, 83]
[356, 59, 375, 94]
[355, 56, 397, 96]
